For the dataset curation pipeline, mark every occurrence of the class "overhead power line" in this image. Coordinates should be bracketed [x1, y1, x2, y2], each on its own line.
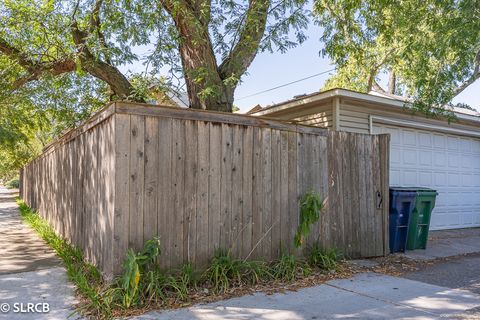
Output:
[236, 68, 336, 101]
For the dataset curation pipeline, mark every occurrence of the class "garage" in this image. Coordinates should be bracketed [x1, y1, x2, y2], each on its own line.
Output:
[250, 88, 480, 231]
[372, 124, 480, 230]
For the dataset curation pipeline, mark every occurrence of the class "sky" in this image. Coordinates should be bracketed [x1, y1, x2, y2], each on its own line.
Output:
[120, 23, 480, 113]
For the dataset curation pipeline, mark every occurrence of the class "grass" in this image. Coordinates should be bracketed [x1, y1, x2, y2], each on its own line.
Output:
[17, 200, 343, 319]
[17, 200, 112, 318]
[307, 243, 339, 272]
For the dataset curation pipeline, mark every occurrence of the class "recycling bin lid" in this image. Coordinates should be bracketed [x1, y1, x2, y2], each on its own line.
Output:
[390, 186, 438, 194]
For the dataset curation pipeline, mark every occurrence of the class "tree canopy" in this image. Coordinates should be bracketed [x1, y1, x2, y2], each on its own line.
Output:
[315, 0, 480, 112]
[0, 0, 309, 112]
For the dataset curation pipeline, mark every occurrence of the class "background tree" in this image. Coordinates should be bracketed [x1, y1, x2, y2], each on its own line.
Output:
[315, 0, 480, 114]
[0, 73, 107, 179]
[0, 0, 309, 112]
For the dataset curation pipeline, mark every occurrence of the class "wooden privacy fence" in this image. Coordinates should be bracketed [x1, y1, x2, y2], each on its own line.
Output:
[20, 102, 390, 276]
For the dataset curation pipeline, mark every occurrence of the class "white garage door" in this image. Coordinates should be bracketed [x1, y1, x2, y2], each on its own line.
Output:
[373, 124, 480, 230]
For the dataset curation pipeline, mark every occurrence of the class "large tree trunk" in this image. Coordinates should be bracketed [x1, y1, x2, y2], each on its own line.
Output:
[173, 6, 234, 112]
[162, 0, 268, 113]
[179, 41, 234, 112]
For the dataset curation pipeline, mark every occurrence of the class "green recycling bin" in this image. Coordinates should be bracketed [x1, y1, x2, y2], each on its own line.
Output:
[406, 188, 438, 250]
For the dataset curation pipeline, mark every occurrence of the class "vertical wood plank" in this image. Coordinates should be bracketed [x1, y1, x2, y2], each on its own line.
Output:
[113, 114, 131, 274]
[196, 121, 210, 266]
[364, 134, 374, 257]
[144, 117, 159, 243]
[357, 134, 368, 257]
[184, 120, 198, 264]
[380, 134, 390, 256]
[171, 119, 185, 266]
[97, 123, 106, 269]
[129, 115, 145, 252]
[279, 131, 289, 249]
[251, 127, 263, 259]
[341, 133, 352, 257]
[261, 128, 272, 260]
[287, 131, 298, 253]
[157, 117, 173, 269]
[208, 123, 222, 256]
[231, 125, 244, 258]
[350, 133, 361, 257]
[241, 126, 254, 259]
[318, 136, 330, 249]
[271, 129, 281, 257]
[372, 135, 382, 256]
[220, 123, 233, 252]
[104, 117, 115, 275]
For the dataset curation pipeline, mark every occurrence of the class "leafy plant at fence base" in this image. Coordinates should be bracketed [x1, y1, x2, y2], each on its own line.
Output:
[119, 237, 162, 308]
[294, 191, 323, 248]
[19, 200, 342, 319]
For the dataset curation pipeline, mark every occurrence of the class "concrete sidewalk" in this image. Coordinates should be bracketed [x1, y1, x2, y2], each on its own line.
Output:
[404, 228, 480, 261]
[134, 273, 480, 320]
[0, 186, 79, 319]
[0, 188, 61, 275]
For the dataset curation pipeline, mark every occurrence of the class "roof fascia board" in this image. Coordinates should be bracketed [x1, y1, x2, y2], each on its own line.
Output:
[253, 88, 480, 124]
[372, 115, 480, 138]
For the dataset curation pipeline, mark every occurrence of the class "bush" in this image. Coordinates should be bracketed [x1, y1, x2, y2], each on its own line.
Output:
[6, 178, 19, 189]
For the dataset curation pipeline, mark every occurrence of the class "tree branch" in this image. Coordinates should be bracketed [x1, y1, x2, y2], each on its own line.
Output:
[70, 21, 134, 100]
[89, 0, 112, 64]
[372, 80, 387, 94]
[388, 70, 396, 94]
[11, 60, 76, 89]
[0, 37, 76, 90]
[451, 49, 480, 99]
[0, 37, 37, 72]
[219, 0, 269, 81]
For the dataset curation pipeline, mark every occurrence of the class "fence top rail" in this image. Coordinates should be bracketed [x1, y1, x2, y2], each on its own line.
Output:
[35, 102, 330, 158]
[115, 102, 329, 135]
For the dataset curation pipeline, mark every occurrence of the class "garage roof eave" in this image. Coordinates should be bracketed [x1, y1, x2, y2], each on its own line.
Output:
[252, 88, 480, 125]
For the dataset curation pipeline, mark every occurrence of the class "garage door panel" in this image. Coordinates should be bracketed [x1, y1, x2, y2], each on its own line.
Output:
[447, 136, 459, 150]
[433, 134, 446, 148]
[373, 123, 480, 230]
[403, 149, 417, 165]
[403, 170, 418, 185]
[448, 154, 460, 167]
[403, 130, 417, 146]
[391, 146, 402, 164]
[419, 132, 432, 147]
[419, 151, 432, 166]
[418, 171, 433, 185]
[434, 172, 447, 186]
[434, 152, 447, 167]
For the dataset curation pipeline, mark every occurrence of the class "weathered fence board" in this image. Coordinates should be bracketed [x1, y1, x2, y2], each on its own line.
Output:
[20, 102, 390, 276]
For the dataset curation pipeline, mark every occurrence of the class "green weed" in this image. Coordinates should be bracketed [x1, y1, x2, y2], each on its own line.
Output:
[307, 243, 338, 271]
[203, 250, 243, 292]
[271, 253, 298, 282]
[294, 191, 323, 248]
